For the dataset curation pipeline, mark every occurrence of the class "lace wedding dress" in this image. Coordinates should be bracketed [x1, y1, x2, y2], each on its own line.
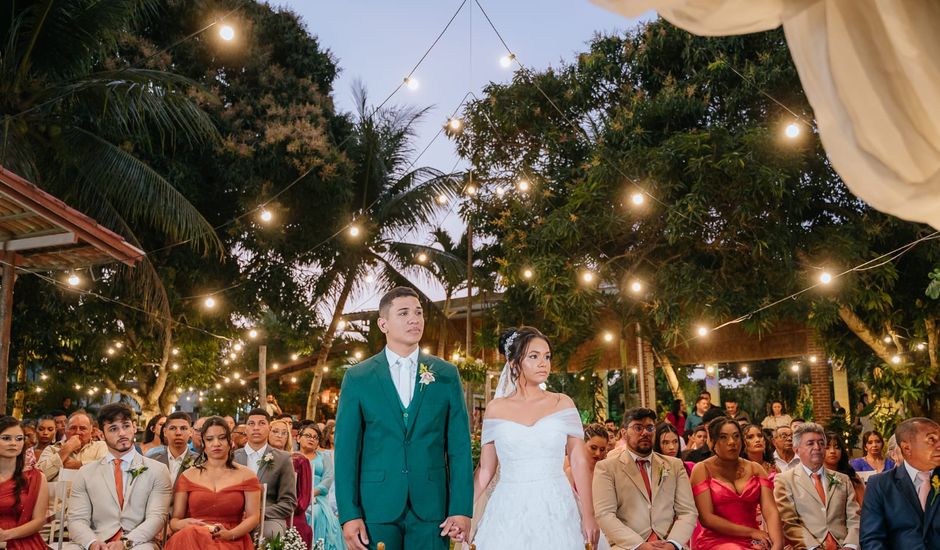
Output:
[472, 407, 585, 549]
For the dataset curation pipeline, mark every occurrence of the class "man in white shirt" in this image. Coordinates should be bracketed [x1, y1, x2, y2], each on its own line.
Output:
[773, 425, 802, 472]
[774, 422, 860, 549]
[861, 417, 940, 549]
[150, 412, 198, 484]
[233, 408, 296, 539]
[37, 410, 108, 481]
[65, 403, 171, 550]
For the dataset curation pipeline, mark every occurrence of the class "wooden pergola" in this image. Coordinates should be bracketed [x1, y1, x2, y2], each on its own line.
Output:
[0, 166, 145, 414]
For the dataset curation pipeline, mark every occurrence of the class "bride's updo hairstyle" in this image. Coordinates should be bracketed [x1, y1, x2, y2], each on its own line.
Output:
[499, 326, 552, 384]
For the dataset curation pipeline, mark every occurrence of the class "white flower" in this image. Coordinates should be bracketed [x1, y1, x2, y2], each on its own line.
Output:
[418, 363, 435, 390]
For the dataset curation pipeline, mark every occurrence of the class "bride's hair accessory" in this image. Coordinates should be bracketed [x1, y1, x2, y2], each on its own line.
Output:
[503, 331, 519, 357]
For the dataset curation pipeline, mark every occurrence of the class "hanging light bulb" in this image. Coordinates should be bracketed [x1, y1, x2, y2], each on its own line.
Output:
[354, 351, 363, 360]
[436, 194, 448, 205]
[271, 363, 279, 370]
[259, 209, 273, 223]
[602, 332, 614, 343]
[581, 270, 595, 284]
[696, 326, 709, 337]
[290, 376, 297, 383]
[248, 329, 258, 339]
[819, 272, 833, 285]
[291, 353, 299, 361]
[499, 53, 516, 68]
[172, 347, 179, 355]
[785, 122, 800, 139]
[67, 273, 81, 287]
[417, 253, 428, 263]
[364, 273, 375, 283]
[465, 184, 477, 196]
[791, 363, 800, 372]
[891, 355, 902, 365]
[404, 77, 419, 91]
[233, 343, 243, 351]
[630, 192, 645, 206]
[629, 280, 643, 293]
[740, 365, 749, 374]
[495, 186, 506, 197]
[447, 117, 463, 131]
[219, 24, 235, 41]
[522, 268, 534, 280]
[336, 320, 346, 331]
[517, 179, 530, 192]
[349, 225, 361, 237]
[323, 366, 329, 372]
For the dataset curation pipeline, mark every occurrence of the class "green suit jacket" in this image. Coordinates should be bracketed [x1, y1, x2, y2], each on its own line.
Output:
[334, 350, 473, 525]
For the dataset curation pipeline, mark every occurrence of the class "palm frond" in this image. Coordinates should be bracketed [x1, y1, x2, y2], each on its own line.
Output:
[62, 126, 222, 256]
[376, 170, 463, 232]
[385, 241, 465, 284]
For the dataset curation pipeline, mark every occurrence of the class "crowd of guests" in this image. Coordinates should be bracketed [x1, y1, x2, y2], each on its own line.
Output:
[571, 395, 940, 549]
[0, 402, 346, 550]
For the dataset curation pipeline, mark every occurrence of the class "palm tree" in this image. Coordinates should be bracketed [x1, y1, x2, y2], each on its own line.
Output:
[303, 89, 464, 419]
[0, 1, 222, 417]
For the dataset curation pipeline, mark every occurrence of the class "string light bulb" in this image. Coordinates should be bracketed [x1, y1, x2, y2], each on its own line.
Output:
[581, 270, 595, 284]
[354, 351, 363, 360]
[495, 187, 506, 197]
[891, 355, 902, 364]
[259, 209, 273, 223]
[106, 347, 116, 356]
[499, 53, 516, 68]
[248, 329, 258, 339]
[219, 24, 235, 41]
[705, 365, 715, 375]
[791, 363, 800, 372]
[290, 376, 297, 383]
[517, 179, 530, 193]
[323, 366, 329, 372]
[172, 347, 179, 355]
[404, 77, 419, 91]
[785, 122, 800, 139]
[233, 343, 242, 351]
[917, 342, 926, 351]
[67, 273, 81, 287]
[35, 386, 42, 393]
[417, 253, 428, 263]
[172, 363, 180, 371]
[630, 367, 639, 375]
[522, 268, 534, 280]
[630, 192, 645, 206]
[271, 363, 279, 370]
[819, 272, 833, 285]
[883, 335, 892, 344]
[740, 365, 749, 374]
[465, 184, 477, 196]
[629, 280, 643, 293]
[696, 326, 709, 337]
[602, 332, 614, 343]
[291, 353, 299, 361]
[436, 194, 448, 204]
[447, 117, 463, 131]
[336, 320, 346, 331]
[349, 225, 361, 238]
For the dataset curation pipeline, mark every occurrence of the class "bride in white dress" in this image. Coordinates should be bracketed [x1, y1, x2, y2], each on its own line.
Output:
[471, 326, 600, 549]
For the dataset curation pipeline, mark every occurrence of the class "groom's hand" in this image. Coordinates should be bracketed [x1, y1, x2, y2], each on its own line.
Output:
[342, 519, 370, 550]
[439, 515, 470, 541]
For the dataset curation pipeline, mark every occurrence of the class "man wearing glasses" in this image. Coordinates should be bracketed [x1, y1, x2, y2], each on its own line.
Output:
[232, 423, 248, 450]
[773, 426, 802, 472]
[593, 407, 698, 550]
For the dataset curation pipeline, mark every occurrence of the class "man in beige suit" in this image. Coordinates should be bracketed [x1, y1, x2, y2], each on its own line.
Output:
[66, 403, 172, 550]
[593, 407, 698, 550]
[37, 410, 108, 481]
[774, 422, 860, 550]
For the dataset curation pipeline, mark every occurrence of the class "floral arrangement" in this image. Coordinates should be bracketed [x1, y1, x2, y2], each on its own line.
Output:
[255, 528, 308, 550]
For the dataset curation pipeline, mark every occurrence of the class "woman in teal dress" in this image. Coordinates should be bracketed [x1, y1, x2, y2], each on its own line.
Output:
[298, 424, 345, 550]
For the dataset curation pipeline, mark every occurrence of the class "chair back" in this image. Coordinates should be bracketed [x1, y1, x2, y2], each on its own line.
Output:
[254, 482, 268, 545]
[45, 479, 72, 550]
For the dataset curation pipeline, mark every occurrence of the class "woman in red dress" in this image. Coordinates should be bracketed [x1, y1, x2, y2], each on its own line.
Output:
[166, 417, 261, 550]
[0, 415, 48, 550]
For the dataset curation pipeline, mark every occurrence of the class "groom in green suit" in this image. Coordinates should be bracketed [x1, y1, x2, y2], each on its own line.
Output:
[335, 286, 473, 550]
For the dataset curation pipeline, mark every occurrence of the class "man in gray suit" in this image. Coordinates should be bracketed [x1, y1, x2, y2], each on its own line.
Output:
[149, 411, 199, 484]
[66, 403, 171, 550]
[234, 407, 296, 539]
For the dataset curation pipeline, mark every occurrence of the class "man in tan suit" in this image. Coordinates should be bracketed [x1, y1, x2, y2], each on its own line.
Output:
[774, 422, 860, 550]
[66, 403, 172, 550]
[593, 407, 698, 550]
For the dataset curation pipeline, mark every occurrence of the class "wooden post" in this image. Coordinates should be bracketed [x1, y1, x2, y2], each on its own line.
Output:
[0, 252, 15, 415]
[258, 344, 267, 407]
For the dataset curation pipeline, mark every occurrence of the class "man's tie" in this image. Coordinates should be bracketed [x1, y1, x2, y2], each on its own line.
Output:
[113, 458, 124, 509]
[396, 358, 412, 408]
[918, 470, 932, 511]
[812, 472, 826, 505]
[636, 458, 653, 499]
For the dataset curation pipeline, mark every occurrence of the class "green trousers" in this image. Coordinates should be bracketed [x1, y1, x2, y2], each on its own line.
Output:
[363, 505, 448, 550]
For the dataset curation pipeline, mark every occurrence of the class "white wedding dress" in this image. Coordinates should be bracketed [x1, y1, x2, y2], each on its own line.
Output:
[472, 407, 585, 549]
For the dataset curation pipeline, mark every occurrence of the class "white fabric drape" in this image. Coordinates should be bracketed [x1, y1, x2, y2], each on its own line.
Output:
[591, 0, 940, 228]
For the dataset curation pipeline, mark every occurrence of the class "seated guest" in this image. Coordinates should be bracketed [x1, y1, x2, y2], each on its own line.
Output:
[684, 425, 708, 452]
[772, 425, 801, 472]
[851, 430, 895, 473]
[725, 399, 751, 425]
[140, 414, 166, 457]
[774, 423, 860, 549]
[298, 424, 344, 550]
[824, 431, 865, 506]
[33, 415, 57, 457]
[167, 417, 261, 549]
[690, 417, 784, 549]
[741, 423, 777, 476]
[234, 408, 297, 539]
[267, 418, 293, 452]
[665, 399, 687, 436]
[761, 400, 793, 431]
[684, 408, 727, 463]
[686, 396, 711, 433]
[593, 407, 698, 549]
[566, 423, 610, 487]
[860, 417, 940, 549]
[151, 412, 198, 484]
[36, 410, 107, 481]
[232, 423, 248, 450]
[65, 403, 171, 550]
[0, 416, 48, 550]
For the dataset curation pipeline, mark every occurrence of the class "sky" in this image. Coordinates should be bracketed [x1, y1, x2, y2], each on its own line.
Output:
[275, 1, 653, 307]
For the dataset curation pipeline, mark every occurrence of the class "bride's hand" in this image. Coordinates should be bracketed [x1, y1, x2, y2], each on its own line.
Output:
[581, 515, 600, 548]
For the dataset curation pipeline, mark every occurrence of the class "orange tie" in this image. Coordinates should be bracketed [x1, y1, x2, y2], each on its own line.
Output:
[812, 472, 826, 505]
[637, 459, 653, 499]
[113, 458, 124, 509]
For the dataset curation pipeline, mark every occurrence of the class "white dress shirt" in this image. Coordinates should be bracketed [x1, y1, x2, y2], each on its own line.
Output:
[385, 346, 420, 408]
[245, 443, 269, 475]
[775, 450, 802, 472]
[167, 447, 188, 481]
[626, 450, 682, 550]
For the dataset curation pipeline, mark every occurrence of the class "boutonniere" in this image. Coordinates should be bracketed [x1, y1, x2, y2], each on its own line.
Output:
[418, 363, 435, 390]
[826, 472, 841, 488]
[257, 452, 275, 468]
[658, 466, 670, 486]
[129, 465, 148, 483]
[931, 474, 940, 506]
[180, 454, 196, 469]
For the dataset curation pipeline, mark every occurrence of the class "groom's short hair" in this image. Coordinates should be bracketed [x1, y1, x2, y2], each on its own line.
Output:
[98, 403, 135, 428]
[379, 286, 419, 317]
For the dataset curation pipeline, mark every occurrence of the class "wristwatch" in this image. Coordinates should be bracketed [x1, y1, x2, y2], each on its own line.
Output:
[120, 536, 136, 549]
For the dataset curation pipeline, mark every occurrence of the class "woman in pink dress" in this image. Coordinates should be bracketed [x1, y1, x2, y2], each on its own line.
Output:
[0, 416, 48, 550]
[166, 417, 261, 550]
[690, 417, 783, 550]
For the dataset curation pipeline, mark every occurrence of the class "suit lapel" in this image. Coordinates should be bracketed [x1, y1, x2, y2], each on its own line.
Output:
[372, 353, 406, 433]
[619, 451, 651, 504]
[650, 453, 663, 502]
[923, 467, 940, 535]
[795, 468, 825, 507]
[404, 353, 431, 437]
[122, 454, 144, 509]
[894, 465, 925, 517]
[99, 457, 121, 509]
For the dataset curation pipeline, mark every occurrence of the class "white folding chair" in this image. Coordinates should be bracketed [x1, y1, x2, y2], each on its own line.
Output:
[255, 482, 268, 545]
[45, 479, 71, 550]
